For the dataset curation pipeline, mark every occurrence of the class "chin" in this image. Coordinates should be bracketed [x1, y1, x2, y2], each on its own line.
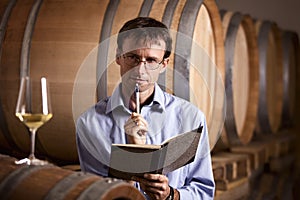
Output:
[139, 83, 155, 91]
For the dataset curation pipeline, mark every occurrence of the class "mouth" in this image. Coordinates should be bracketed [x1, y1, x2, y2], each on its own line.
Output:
[131, 77, 146, 84]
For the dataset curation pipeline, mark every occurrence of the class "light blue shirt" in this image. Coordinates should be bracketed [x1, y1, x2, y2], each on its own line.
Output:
[76, 83, 215, 199]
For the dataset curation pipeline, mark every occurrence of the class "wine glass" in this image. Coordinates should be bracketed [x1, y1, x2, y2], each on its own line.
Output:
[15, 76, 53, 165]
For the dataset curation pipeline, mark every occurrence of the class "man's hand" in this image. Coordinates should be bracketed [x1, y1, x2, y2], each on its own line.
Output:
[124, 112, 148, 144]
[133, 174, 170, 200]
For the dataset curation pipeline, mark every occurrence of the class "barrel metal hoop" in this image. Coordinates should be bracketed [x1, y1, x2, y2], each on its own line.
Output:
[223, 12, 244, 145]
[20, 0, 44, 77]
[0, 0, 17, 51]
[77, 178, 121, 200]
[158, 0, 180, 90]
[139, 0, 154, 17]
[257, 21, 273, 133]
[162, 0, 179, 28]
[44, 172, 95, 200]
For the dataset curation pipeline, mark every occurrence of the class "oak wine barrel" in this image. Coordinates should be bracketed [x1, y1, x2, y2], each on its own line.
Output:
[0, 0, 225, 165]
[218, 11, 259, 148]
[281, 31, 299, 128]
[255, 20, 283, 134]
[0, 154, 144, 200]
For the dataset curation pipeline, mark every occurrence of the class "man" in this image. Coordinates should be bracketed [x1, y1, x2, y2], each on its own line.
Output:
[76, 17, 215, 200]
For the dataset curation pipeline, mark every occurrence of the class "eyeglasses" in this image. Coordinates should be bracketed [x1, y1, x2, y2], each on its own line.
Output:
[122, 54, 164, 70]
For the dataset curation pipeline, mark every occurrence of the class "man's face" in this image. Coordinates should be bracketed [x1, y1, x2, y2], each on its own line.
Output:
[117, 37, 168, 93]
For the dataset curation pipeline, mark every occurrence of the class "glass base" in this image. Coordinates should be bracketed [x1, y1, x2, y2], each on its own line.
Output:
[15, 157, 49, 166]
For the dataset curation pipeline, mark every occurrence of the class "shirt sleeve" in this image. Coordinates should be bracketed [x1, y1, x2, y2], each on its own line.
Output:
[75, 112, 111, 177]
[76, 133, 109, 177]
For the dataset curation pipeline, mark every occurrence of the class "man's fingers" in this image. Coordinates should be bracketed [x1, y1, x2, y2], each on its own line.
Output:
[144, 173, 166, 182]
[131, 115, 148, 128]
[125, 113, 148, 138]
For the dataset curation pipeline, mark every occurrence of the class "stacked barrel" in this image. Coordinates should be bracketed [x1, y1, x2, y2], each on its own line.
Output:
[212, 8, 299, 200]
[0, 0, 298, 199]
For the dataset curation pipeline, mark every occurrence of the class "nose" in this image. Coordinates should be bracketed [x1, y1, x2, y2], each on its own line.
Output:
[135, 59, 147, 73]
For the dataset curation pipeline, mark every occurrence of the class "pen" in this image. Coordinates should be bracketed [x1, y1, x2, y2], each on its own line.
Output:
[135, 83, 140, 114]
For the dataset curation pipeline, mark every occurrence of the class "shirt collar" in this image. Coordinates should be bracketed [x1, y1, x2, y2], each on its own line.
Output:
[105, 84, 125, 114]
[152, 83, 165, 110]
[106, 83, 166, 114]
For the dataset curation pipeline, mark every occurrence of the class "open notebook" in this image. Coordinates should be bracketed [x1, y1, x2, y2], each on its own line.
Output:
[108, 126, 203, 180]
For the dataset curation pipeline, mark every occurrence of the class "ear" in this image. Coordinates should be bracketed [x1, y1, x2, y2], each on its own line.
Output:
[159, 58, 169, 74]
[116, 48, 122, 65]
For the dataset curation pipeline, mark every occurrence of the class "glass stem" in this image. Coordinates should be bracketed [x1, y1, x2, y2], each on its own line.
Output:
[29, 128, 37, 160]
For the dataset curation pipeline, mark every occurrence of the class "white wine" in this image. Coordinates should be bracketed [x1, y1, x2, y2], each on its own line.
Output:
[16, 113, 53, 130]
